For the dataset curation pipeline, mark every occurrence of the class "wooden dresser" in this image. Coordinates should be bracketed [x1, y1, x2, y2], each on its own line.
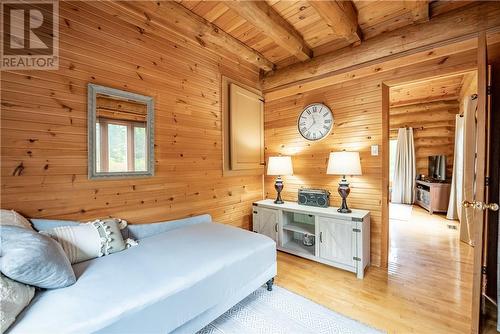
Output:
[252, 200, 370, 279]
[415, 180, 451, 214]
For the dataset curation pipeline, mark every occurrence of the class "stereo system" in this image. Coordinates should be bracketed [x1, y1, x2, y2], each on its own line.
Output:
[298, 188, 330, 208]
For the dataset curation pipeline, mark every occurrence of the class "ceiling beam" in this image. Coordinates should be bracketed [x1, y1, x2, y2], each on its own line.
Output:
[430, 0, 475, 18]
[309, 1, 361, 44]
[406, 0, 430, 23]
[264, 38, 482, 101]
[262, 2, 500, 91]
[103, 1, 275, 72]
[224, 1, 312, 61]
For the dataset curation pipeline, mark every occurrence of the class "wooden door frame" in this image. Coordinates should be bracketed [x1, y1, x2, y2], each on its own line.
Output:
[381, 33, 490, 334]
[381, 84, 390, 268]
[484, 58, 500, 322]
[471, 32, 488, 334]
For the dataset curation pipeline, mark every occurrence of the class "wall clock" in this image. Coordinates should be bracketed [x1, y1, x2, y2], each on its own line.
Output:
[297, 103, 334, 141]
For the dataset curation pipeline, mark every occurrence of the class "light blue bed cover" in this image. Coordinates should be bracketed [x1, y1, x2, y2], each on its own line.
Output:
[11, 216, 276, 334]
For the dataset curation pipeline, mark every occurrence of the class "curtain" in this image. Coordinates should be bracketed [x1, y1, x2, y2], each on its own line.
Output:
[446, 115, 465, 220]
[460, 96, 478, 245]
[391, 128, 416, 204]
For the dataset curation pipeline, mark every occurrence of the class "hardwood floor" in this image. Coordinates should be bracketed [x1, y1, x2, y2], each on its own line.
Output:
[275, 206, 474, 334]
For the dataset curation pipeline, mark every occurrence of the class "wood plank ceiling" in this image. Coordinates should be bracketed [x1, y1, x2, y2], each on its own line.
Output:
[177, 0, 476, 70]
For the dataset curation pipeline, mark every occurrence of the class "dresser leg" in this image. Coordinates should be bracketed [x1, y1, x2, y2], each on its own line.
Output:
[266, 278, 274, 291]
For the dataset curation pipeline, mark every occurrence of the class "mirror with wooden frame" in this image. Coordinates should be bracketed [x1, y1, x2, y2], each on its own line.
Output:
[88, 84, 154, 179]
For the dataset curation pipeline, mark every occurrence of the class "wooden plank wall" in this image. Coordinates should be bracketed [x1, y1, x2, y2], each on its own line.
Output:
[264, 47, 480, 267]
[0, 1, 264, 228]
[389, 100, 460, 177]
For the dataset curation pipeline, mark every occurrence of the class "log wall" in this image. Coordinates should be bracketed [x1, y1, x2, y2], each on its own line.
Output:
[389, 100, 460, 177]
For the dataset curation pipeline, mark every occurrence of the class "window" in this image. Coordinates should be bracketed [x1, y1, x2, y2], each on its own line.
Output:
[96, 119, 147, 173]
[389, 139, 398, 182]
[134, 127, 146, 171]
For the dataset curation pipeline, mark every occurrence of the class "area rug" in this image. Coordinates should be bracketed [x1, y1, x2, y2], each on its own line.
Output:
[389, 203, 413, 222]
[197, 286, 384, 334]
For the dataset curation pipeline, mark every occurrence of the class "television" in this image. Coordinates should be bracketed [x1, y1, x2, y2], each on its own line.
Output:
[428, 155, 446, 181]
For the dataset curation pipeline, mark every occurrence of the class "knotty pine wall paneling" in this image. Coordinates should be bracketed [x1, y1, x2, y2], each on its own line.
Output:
[264, 47, 486, 267]
[1, 1, 263, 229]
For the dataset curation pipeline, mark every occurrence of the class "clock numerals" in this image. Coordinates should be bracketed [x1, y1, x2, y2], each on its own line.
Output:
[298, 103, 334, 141]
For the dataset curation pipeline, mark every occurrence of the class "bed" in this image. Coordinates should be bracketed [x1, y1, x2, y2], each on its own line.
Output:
[10, 215, 277, 334]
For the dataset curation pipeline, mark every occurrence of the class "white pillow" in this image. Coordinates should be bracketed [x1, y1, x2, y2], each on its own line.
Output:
[41, 218, 133, 264]
[0, 210, 32, 230]
[0, 274, 35, 333]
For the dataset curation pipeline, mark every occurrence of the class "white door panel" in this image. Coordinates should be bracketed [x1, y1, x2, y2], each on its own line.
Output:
[256, 207, 278, 243]
[319, 217, 355, 267]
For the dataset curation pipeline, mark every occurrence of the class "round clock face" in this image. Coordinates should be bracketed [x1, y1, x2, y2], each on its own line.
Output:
[297, 103, 334, 141]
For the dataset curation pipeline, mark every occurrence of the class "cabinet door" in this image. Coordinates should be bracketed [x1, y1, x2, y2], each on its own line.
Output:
[256, 207, 278, 243]
[229, 83, 264, 170]
[318, 217, 355, 267]
[252, 206, 260, 233]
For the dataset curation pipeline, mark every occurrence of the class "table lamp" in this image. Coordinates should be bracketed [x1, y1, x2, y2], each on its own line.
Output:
[326, 151, 362, 213]
[267, 156, 293, 204]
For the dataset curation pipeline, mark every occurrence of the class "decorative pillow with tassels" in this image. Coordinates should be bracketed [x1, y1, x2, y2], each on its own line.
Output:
[41, 218, 138, 264]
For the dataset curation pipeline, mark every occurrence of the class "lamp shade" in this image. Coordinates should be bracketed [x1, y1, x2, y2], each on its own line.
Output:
[267, 156, 293, 176]
[326, 151, 362, 176]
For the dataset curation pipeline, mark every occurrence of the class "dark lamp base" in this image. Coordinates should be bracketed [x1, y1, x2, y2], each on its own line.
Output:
[337, 177, 352, 214]
[337, 207, 352, 214]
[274, 176, 284, 204]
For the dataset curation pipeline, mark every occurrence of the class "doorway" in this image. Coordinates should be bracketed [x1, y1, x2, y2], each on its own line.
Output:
[383, 70, 479, 327]
[381, 34, 500, 334]
[387, 72, 477, 236]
